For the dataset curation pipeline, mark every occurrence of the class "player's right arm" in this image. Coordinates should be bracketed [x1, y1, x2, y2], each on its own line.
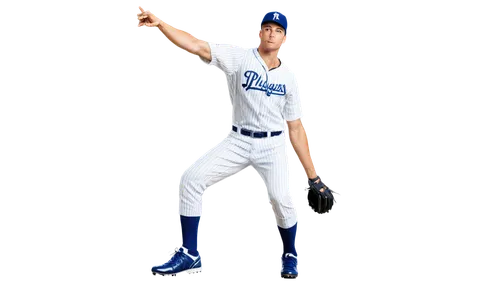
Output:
[137, 7, 211, 62]
[138, 7, 247, 74]
[156, 21, 211, 62]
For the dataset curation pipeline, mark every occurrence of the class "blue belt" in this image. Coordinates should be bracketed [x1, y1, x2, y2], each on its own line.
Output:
[232, 125, 283, 138]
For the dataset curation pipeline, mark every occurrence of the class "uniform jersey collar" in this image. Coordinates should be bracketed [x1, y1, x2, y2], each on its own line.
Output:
[253, 48, 281, 71]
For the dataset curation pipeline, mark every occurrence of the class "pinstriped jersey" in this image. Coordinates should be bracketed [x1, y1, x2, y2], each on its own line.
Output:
[201, 43, 302, 132]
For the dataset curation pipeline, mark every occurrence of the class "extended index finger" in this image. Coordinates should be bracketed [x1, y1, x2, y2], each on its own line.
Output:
[139, 6, 145, 13]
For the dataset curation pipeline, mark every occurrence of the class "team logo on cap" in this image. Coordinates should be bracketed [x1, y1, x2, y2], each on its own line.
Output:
[273, 13, 280, 20]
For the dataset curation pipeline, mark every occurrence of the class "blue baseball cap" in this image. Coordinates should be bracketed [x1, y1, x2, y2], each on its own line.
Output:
[261, 11, 287, 34]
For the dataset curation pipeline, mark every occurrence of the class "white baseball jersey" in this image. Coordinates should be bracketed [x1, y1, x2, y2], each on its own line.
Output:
[201, 43, 302, 131]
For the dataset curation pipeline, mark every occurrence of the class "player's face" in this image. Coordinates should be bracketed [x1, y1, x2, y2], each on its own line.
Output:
[259, 23, 286, 51]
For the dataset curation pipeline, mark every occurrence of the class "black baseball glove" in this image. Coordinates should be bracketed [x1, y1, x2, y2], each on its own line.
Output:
[307, 176, 336, 214]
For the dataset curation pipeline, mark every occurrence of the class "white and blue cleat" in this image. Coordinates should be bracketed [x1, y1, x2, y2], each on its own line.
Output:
[152, 247, 202, 276]
[281, 253, 298, 279]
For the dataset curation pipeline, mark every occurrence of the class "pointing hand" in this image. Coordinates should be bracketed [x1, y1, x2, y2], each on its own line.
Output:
[137, 6, 161, 27]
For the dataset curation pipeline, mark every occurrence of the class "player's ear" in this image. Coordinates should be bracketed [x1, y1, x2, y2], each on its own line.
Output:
[281, 35, 289, 46]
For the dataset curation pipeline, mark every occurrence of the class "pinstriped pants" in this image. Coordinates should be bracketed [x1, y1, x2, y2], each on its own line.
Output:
[179, 130, 297, 228]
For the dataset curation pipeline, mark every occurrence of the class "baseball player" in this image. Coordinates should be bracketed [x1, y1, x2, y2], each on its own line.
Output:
[137, 7, 331, 279]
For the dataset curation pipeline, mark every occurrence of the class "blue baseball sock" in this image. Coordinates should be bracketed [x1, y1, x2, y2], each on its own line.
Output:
[180, 215, 200, 257]
[278, 223, 298, 257]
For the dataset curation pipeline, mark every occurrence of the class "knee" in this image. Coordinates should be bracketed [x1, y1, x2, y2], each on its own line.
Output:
[268, 190, 292, 206]
[268, 189, 295, 209]
[180, 167, 205, 193]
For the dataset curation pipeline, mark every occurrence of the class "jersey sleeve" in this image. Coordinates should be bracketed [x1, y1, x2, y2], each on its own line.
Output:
[283, 74, 303, 121]
[200, 42, 247, 75]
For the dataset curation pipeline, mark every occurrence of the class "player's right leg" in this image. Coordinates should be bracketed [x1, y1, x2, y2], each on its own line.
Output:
[152, 133, 251, 276]
[179, 132, 252, 217]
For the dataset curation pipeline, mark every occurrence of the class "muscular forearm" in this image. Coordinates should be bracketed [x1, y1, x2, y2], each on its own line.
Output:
[157, 21, 201, 55]
[289, 125, 317, 179]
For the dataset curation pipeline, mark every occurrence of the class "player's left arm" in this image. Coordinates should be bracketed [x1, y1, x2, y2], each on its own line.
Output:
[283, 72, 318, 182]
[287, 119, 317, 180]
[286, 118, 325, 192]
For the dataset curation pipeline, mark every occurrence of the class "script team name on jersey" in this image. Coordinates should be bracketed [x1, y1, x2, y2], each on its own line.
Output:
[242, 70, 286, 96]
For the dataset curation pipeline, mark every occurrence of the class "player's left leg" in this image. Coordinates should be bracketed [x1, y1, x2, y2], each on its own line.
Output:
[252, 135, 298, 278]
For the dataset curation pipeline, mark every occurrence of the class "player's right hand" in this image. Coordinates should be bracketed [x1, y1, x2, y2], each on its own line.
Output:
[137, 6, 161, 27]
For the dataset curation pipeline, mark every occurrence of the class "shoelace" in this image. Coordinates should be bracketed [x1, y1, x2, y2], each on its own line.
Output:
[167, 251, 181, 262]
[283, 253, 298, 268]
[153, 251, 184, 265]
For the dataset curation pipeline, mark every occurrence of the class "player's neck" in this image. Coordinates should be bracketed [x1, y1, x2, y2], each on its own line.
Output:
[257, 48, 280, 70]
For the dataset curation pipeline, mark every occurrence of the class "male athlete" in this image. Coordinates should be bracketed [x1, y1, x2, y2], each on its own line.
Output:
[137, 7, 330, 279]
